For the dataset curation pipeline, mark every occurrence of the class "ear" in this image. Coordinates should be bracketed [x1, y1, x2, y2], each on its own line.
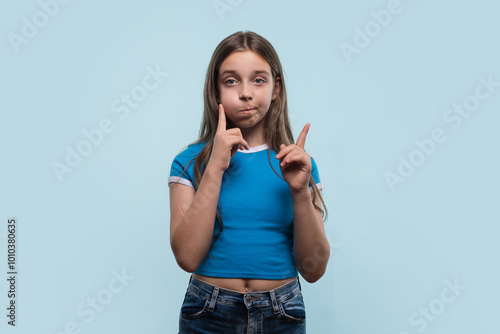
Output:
[272, 77, 281, 100]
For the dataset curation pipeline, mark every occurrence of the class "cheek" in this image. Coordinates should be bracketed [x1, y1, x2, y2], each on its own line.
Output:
[263, 92, 274, 107]
[259, 89, 274, 102]
[220, 92, 240, 108]
[218, 88, 232, 101]
[219, 96, 233, 109]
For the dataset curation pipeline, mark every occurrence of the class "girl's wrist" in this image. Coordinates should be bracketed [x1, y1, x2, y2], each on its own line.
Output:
[290, 187, 312, 202]
[205, 161, 225, 179]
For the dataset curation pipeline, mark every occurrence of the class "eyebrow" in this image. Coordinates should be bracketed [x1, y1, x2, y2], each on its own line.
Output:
[219, 69, 271, 77]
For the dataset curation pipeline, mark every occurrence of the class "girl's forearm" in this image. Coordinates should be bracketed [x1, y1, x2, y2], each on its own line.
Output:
[171, 163, 224, 272]
[291, 189, 330, 283]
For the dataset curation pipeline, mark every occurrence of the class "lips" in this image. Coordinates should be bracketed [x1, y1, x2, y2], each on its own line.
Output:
[239, 107, 255, 112]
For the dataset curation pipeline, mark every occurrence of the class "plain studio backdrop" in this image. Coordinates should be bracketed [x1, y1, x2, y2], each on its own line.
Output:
[1, 0, 499, 333]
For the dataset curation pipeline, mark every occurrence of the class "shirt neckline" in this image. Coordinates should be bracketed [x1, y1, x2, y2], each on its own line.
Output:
[237, 143, 269, 153]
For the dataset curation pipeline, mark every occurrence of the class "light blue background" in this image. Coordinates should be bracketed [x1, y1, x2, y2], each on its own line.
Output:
[1, 0, 499, 333]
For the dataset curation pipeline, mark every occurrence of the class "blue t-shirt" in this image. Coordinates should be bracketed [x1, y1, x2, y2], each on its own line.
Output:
[168, 141, 322, 279]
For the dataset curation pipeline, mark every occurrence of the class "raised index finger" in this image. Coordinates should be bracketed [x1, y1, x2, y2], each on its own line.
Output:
[296, 123, 310, 149]
[218, 104, 226, 132]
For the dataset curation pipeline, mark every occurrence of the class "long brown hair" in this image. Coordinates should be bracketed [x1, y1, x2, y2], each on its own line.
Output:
[173, 31, 328, 247]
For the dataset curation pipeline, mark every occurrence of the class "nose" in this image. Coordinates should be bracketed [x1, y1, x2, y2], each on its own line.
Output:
[239, 82, 252, 101]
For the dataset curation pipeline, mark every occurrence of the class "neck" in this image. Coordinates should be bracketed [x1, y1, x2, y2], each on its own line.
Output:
[227, 120, 266, 148]
[240, 127, 266, 148]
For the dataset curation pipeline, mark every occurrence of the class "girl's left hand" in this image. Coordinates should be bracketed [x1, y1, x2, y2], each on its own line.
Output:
[275, 123, 312, 193]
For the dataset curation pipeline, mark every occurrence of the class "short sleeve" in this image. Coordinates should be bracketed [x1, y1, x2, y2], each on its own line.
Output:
[168, 144, 201, 189]
[309, 156, 323, 192]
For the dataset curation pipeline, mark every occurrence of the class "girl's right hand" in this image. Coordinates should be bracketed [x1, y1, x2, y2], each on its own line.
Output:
[208, 104, 250, 172]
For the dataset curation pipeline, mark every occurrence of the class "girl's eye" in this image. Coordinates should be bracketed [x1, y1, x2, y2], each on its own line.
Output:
[225, 79, 237, 85]
[254, 78, 265, 84]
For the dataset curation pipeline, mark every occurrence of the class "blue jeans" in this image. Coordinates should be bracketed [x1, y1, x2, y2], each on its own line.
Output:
[178, 275, 306, 334]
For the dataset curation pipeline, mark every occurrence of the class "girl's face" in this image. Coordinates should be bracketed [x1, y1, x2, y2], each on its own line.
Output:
[218, 50, 280, 133]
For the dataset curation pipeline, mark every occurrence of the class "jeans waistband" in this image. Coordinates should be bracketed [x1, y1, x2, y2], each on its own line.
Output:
[186, 275, 302, 312]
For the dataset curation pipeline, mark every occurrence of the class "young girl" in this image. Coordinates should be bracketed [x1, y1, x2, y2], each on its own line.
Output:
[168, 31, 329, 334]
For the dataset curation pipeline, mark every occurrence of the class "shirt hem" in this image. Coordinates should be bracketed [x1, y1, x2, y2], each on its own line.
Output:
[309, 182, 322, 192]
[193, 270, 298, 280]
[168, 176, 194, 188]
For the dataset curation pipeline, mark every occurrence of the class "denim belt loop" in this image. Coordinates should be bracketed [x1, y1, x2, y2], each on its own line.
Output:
[269, 289, 280, 315]
[297, 276, 302, 290]
[208, 286, 219, 312]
